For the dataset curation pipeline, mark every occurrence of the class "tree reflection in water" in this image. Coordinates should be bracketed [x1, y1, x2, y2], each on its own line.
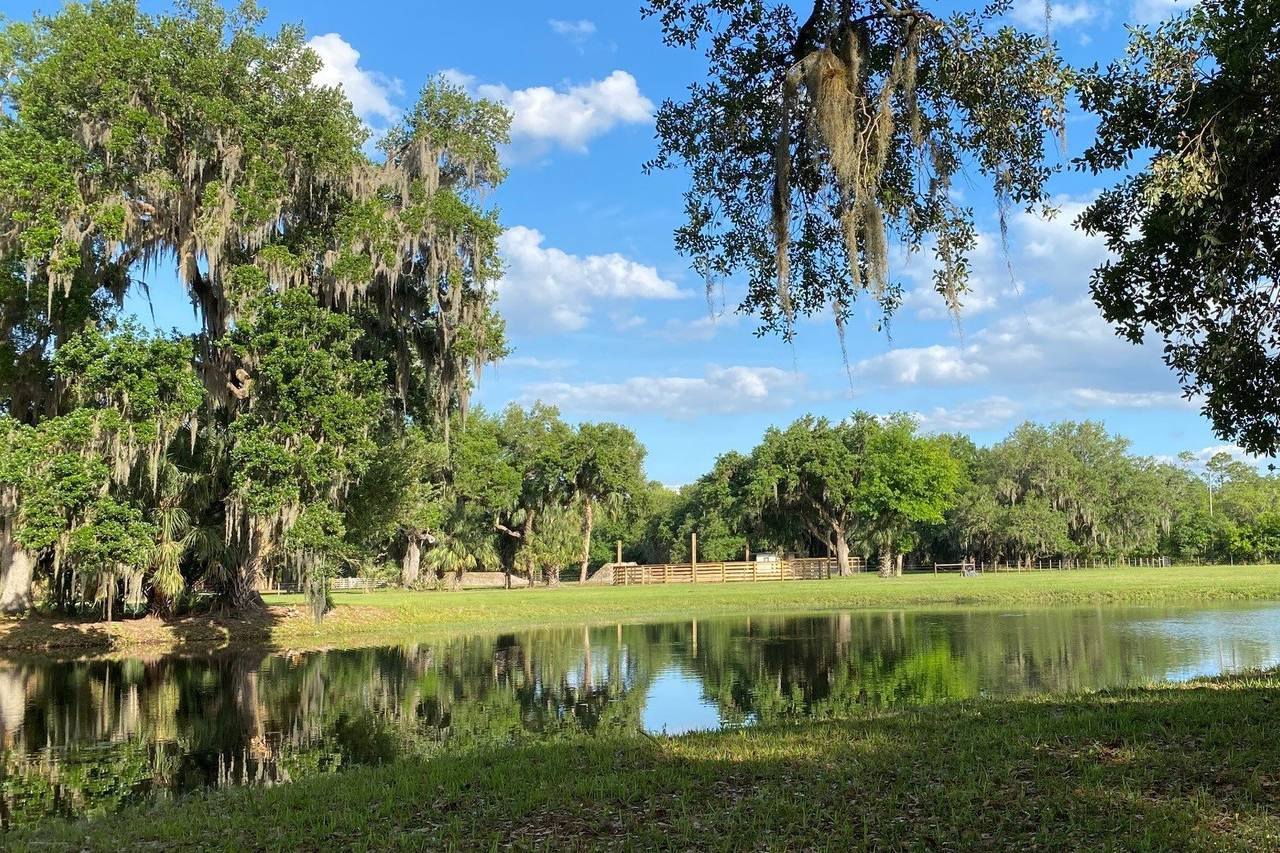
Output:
[3, 603, 1280, 828]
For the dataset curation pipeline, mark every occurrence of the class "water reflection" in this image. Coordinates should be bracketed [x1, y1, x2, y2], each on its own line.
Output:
[3, 603, 1280, 828]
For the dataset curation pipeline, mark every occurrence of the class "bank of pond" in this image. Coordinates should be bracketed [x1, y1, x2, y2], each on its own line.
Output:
[3, 600, 1280, 843]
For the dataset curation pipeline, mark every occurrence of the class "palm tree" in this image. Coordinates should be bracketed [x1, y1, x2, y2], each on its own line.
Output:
[424, 527, 499, 591]
[569, 423, 645, 583]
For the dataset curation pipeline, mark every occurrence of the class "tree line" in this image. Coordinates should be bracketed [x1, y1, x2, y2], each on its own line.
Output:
[595, 416, 1280, 577]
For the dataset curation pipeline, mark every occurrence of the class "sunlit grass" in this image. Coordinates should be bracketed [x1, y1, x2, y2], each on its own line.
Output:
[13, 667, 1280, 850]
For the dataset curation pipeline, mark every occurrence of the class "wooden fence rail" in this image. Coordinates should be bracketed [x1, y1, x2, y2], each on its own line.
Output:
[612, 556, 864, 586]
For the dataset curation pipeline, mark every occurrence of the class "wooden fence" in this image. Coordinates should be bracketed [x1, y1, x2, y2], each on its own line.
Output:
[612, 556, 865, 586]
[977, 556, 1171, 572]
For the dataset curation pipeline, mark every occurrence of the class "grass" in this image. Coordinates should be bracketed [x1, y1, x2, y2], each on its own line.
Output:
[10, 667, 1280, 850]
[1, 564, 1278, 656]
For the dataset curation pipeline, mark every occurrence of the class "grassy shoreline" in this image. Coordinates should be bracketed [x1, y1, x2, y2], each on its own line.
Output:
[1, 564, 1277, 658]
[10, 666, 1280, 850]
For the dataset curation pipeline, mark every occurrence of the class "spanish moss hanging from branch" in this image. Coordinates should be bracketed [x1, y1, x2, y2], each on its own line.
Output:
[644, 0, 1070, 344]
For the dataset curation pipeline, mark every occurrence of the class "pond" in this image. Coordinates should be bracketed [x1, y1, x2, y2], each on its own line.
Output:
[3, 602, 1280, 828]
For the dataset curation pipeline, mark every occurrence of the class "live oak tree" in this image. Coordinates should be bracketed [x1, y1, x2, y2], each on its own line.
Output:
[0, 324, 202, 615]
[642, 0, 1070, 341]
[747, 412, 954, 575]
[856, 414, 958, 576]
[749, 415, 867, 575]
[1077, 0, 1280, 455]
[223, 288, 382, 610]
[665, 452, 758, 562]
[343, 428, 449, 588]
[492, 404, 576, 586]
[0, 0, 510, 615]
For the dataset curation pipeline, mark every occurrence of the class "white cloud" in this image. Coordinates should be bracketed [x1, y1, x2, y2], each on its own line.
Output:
[472, 70, 653, 152]
[898, 233, 1012, 320]
[855, 345, 989, 385]
[307, 34, 403, 125]
[852, 290, 1182, 413]
[496, 226, 687, 332]
[524, 365, 804, 419]
[502, 356, 577, 370]
[913, 397, 1022, 432]
[1066, 388, 1193, 409]
[549, 19, 597, 41]
[1016, 200, 1109, 290]
[898, 199, 1109, 322]
[1173, 443, 1270, 470]
[610, 311, 648, 332]
[658, 310, 742, 342]
[1131, 0, 1195, 24]
[439, 68, 477, 90]
[1011, 0, 1098, 28]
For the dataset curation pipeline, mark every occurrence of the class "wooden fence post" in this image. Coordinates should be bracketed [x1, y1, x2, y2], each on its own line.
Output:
[691, 532, 698, 583]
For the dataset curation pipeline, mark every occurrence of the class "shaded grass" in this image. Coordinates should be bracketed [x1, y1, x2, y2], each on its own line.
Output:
[11, 668, 1280, 850]
[2, 564, 1278, 657]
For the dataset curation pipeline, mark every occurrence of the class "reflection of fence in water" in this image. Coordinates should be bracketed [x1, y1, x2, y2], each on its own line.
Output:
[612, 556, 866, 585]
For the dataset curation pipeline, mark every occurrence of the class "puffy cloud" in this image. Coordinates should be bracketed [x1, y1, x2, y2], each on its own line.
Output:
[1066, 388, 1194, 410]
[854, 345, 989, 385]
[307, 34, 403, 125]
[1177, 440, 1259, 461]
[524, 365, 804, 419]
[852, 293, 1180, 407]
[913, 397, 1022, 432]
[549, 19, 597, 42]
[897, 233, 1012, 320]
[898, 199, 1109, 321]
[473, 71, 653, 152]
[496, 226, 687, 332]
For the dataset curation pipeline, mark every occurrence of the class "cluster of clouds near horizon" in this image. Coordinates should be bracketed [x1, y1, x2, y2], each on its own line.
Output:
[17, 0, 1246, 485]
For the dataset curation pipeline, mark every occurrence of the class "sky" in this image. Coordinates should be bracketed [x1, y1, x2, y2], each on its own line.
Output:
[6, 0, 1247, 486]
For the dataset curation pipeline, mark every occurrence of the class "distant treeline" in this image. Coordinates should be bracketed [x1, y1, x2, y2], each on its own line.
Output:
[594, 417, 1275, 576]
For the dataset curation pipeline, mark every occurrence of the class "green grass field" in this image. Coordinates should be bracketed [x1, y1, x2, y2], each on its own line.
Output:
[2, 564, 1278, 655]
[12, 666, 1280, 851]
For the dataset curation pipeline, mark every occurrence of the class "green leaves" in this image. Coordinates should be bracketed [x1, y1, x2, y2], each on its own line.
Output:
[1077, 0, 1280, 454]
[747, 412, 957, 567]
[67, 498, 156, 579]
[54, 322, 203, 422]
[644, 0, 1070, 335]
[227, 288, 382, 518]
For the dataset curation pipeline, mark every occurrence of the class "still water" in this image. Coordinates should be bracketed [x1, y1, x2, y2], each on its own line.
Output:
[2, 603, 1279, 827]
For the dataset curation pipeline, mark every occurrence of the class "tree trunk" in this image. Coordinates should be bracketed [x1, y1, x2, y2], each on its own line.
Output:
[894, 552, 904, 577]
[230, 555, 267, 611]
[578, 498, 594, 583]
[401, 536, 422, 588]
[834, 534, 852, 577]
[878, 548, 894, 578]
[0, 517, 35, 616]
[520, 510, 536, 585]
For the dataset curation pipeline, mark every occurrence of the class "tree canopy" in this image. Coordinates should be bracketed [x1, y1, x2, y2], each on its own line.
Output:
[1077, 0, 1280, 455]
[642, 0, 1070, 340]
[0, 0, 509, 616]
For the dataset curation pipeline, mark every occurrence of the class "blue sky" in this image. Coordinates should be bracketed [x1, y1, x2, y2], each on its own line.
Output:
[8, 0, 1244, 485]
